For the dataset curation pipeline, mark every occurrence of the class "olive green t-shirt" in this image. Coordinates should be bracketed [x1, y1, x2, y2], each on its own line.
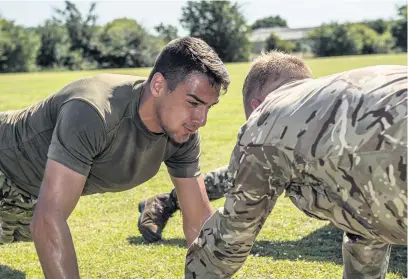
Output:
[0, 74, 201, 197]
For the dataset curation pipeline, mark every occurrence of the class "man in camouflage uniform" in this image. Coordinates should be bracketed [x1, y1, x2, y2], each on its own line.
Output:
[182, 52, 407, 279]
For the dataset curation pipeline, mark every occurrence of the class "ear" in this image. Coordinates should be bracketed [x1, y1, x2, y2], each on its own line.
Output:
[250, 98, 262, 110]
[150, 72, 167, 98]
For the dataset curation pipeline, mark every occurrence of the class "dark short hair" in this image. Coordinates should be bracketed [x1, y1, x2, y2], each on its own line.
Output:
[148, 36, 230, 94]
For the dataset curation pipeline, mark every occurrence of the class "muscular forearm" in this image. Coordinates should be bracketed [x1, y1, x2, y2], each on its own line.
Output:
[184, 224, 200, 247]
[183, 206, 213, 246]
[31, 215, 80, 279]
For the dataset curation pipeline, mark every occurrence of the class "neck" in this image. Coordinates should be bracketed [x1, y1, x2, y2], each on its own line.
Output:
[138, 82, 164, 134]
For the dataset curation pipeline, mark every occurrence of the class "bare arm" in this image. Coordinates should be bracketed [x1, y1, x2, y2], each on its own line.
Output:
[170, 175, 214, 246]
[30, 159, 86, 279]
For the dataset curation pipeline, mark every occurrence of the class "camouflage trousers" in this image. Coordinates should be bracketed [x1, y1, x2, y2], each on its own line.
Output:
[170, 165, 232, 207]
[0, 170, 36, 244]
[285, 181, 402, 279]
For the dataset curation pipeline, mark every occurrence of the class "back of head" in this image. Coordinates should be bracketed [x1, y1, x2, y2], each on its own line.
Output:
[148, 36, 230, 94]
[242, 50, 313, 115]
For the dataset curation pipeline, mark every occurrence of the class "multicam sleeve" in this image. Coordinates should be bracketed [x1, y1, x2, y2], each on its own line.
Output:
[184, 143, 286, 278]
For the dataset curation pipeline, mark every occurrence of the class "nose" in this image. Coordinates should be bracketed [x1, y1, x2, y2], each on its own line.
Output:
[192, 107, 208, 127]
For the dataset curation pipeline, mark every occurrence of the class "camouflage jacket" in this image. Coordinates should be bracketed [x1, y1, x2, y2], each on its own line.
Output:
[185, 65, 407, 278]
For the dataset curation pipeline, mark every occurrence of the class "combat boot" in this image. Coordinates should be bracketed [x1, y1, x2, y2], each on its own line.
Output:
[137, 191, 179, 242]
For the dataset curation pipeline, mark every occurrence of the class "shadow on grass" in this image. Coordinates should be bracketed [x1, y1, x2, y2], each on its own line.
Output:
[250, 224, 407, 277]
[128, 224, 407, 277]
[0, 265, 25, 279]
[127, 236, 187, 248]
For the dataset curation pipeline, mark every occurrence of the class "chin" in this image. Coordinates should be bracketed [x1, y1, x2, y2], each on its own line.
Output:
[170, 133, 191, 144]
[163, 125, 192, 144]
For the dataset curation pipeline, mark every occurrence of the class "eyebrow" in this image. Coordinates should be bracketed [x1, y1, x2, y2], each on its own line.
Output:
[187, 94, 207, 105]
[187, 93, 219, 107]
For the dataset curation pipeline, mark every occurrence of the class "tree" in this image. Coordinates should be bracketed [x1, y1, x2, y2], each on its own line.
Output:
[308, 23, 364, 57]
[0, 17, 41, 72]
[362, 19, 390, 34]
[265, 33, 295, 53]
[251, 15, 287, 30]
[97, 18, 162, 68]
[180, 0, 251, 62]
[52, 0, 100, 66]
[350, 24, 379, 54]
[391, 5, 407, 51]
[373, 31, 395, 54]
[155, 23, 178, 43]
[36, 20, 70, 69]
[308, 22, 395, 57]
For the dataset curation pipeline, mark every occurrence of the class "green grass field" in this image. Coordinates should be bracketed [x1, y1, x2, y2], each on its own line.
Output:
[0, 53, 407, 279]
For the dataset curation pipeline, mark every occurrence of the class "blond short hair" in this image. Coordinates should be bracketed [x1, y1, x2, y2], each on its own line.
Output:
[242, 50, 313, 103]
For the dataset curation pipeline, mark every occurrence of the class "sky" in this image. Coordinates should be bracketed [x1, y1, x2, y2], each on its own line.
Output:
[0, 0, 405, 36]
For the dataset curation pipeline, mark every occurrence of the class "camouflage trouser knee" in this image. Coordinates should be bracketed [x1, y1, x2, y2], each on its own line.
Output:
[0, 171, 36, 244]
[201, 166, 233, 200]
[286, 181, 405, 279]
[342, 232, 392, 279]
[170, 166, 233, 208]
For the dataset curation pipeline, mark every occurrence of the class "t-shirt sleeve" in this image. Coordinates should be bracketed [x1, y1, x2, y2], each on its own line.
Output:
[47, 100, 107, 177]
[165, 132, 201, 178]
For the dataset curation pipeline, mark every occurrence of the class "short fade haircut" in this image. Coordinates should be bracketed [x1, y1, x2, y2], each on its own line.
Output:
[148, 36, 230, 94]
[243, 50, 313, 103]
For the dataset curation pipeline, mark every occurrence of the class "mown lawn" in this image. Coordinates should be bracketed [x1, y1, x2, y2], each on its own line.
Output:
[0, 53, 406, 279]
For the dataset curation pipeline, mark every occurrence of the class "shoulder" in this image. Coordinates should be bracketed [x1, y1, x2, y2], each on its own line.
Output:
[55, 74, 146, 125]
[340, 65, 407, 77]
[55, 73, 146, 104]
[57, 100, 106, 132]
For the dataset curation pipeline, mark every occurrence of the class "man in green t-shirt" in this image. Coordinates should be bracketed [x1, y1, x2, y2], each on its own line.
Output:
[0, 36, 230, 279]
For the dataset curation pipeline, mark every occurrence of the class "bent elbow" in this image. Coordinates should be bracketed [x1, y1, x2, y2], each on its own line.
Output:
[30, 212, 57, 241]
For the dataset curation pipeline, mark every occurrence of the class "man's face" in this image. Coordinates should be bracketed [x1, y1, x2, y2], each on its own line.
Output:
[156, 73, 220, 143]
